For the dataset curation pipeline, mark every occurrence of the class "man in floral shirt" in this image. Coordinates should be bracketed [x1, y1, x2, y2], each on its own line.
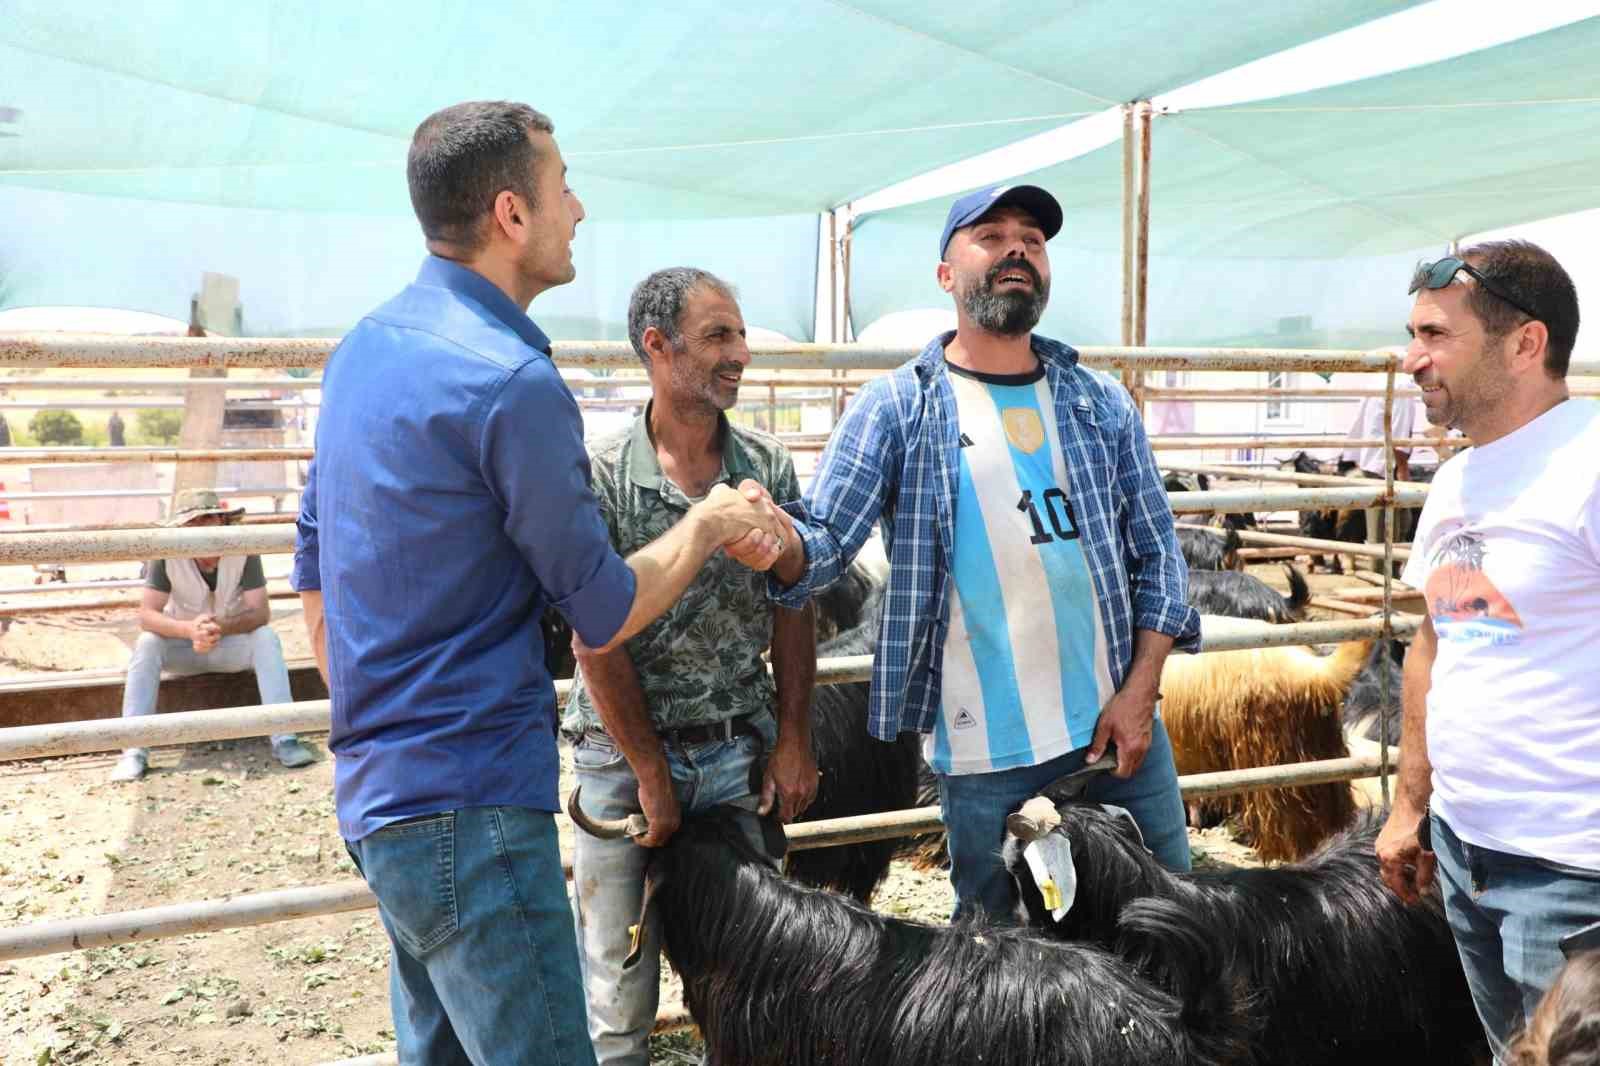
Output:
[563, 267, 818, 1066]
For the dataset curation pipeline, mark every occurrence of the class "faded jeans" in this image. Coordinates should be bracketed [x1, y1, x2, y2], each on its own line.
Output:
[120, 629, 298, 748]
[938, 714, 1192, 922]
[1430, 812, 1600, 1063]
[569, 712, 777, 1066]
[345, 807, 595, 1066]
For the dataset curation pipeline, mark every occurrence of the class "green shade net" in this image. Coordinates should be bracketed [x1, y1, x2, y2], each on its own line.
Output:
[0, 1, 1411, 336]
[850, 17, 1600, 349]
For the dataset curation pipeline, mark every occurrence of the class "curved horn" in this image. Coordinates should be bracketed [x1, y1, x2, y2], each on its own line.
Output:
[566, 786, 650, 840]
[1005, 795, 1062, 843]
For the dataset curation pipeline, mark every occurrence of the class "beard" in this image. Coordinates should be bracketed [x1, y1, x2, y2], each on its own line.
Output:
[1422, 337, 1512, 430]
[959, 257, 1050, 337]
[669, 352, 742, 416]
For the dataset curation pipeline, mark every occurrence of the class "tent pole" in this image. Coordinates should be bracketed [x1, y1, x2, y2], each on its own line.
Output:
[1132, 101, 1153, 414]
[1120, 103, 1136, 351]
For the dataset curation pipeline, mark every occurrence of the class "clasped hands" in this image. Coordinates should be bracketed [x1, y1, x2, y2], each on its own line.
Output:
[188, 612, 222, 654]
[702, 479, 798, 573]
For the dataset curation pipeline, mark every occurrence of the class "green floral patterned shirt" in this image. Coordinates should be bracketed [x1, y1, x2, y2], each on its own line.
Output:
[562, 410, 802, 733]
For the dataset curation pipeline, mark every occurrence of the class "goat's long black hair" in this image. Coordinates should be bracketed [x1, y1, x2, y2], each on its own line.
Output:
[787, 593, 922, 903]
[1004, 803, 1487, 1066]
[652, 812, 1253, 1066]
[1186, 565, 1309, 623]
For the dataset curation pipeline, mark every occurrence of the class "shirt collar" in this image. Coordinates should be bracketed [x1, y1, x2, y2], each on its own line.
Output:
[913, 330, 1080, 379]
[626, 402, 756, 494]
[415, 255, 552, 353]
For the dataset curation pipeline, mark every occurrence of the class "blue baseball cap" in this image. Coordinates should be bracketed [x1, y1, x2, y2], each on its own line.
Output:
[939, 183, 1062, 259]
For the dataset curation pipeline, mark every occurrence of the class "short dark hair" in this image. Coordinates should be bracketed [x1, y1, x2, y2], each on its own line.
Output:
[406, 101, 554, 253]
[627, 268, 736, 366]
[1413, 239, 1580, 377]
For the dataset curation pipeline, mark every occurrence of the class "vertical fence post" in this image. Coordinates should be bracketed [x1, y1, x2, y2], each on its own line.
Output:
[1378, 355, 1398, 805]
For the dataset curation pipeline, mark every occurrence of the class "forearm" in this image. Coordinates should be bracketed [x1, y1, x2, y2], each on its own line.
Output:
[299, 591, 329, 686]
[770, 603, 816, 749]
[577, 646, 669, 787]
[139, 608, 192, 641]
[216, 603, 271, 636]
[1394, 622, 1436, 814]
[1120, 628, 1176, 700]
[599, 514, 721, 653]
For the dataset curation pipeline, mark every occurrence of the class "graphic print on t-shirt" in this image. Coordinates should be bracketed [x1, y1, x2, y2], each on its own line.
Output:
[1424, 524, 1524, 646]
[932, 365, 1113, 775]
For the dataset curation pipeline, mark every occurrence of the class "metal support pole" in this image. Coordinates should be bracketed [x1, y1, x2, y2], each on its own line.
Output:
[1130, 101, 1153, 415]
[1120, 103, 1136, 351]
[1379, 356, 1398, 805]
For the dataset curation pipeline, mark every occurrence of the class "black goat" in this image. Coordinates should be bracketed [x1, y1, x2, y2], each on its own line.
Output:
[573, 801, 1254, 1066]
[813, 560, 884, 643]
[1186, 564, 1308, 622]
[1003, 801, 1487, 1066]
[1342, 637, 1407, 743]
[787, 603, 921, 903]
[1176, 525, 1243, 571]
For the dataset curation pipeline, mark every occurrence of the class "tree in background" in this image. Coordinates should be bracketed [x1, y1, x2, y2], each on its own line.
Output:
[29, 409, 84, 446]
[135, 408, 182, 445]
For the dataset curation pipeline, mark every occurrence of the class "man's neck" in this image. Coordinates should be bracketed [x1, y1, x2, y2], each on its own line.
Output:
[195, 557, 220, 572]
[944, 323, 1038, 377]
[647, 396, 723, 486]
[428, 244, 543, 309]
[1461, 381, 1569, 447]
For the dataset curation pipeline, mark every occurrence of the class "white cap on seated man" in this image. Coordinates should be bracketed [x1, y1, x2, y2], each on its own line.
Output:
[111, 489, 314, 781]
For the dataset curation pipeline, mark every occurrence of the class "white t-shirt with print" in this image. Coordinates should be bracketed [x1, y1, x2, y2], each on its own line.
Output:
[1401, 399, 1600, 870]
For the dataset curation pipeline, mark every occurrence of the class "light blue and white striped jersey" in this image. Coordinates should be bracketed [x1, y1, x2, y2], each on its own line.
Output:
[930, 363, 1114, 775]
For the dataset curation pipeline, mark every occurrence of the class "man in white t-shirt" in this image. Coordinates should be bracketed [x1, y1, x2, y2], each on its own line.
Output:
[1376, 240, 1599, 1062]
[1339, 394, 1417, 551]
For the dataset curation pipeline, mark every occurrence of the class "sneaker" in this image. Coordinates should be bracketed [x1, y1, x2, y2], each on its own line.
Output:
[272, 736, 316, 769]
[110, 749, 148, 782]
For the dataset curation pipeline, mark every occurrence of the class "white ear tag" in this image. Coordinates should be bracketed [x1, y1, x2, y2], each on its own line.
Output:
[1021, 835, 1076, 922]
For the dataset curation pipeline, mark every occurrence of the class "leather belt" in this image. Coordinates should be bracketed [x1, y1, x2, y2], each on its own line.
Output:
[658, 713, 762, 748]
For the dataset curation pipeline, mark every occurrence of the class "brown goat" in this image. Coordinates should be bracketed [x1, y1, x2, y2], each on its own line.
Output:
[1161, 640, 1370, 862]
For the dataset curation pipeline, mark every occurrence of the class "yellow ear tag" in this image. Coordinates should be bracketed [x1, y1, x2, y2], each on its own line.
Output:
[628, 923, 643, 954]
[1038, 878, 1063, 911]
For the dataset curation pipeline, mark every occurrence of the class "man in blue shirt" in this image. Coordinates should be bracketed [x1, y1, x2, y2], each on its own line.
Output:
[294, 101, 786, 1066]
[756, 183, 1200, 921]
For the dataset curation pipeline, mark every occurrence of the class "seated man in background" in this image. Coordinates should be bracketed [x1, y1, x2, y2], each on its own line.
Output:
[110, 489, 314, 781]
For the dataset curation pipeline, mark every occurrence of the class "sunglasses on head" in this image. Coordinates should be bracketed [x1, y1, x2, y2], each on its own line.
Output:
[1410, 256, 1540, 321]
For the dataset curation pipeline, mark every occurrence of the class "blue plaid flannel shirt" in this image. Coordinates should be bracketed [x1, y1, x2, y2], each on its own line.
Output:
[774, 332, 1200, 743]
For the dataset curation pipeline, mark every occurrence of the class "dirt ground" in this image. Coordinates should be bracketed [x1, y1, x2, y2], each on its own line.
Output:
[0, 559, 1372, 1065]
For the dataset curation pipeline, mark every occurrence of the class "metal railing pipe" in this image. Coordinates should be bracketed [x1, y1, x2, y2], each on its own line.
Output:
[0, 447, 313, 464]
[0, 624, 1405, 763]
[1167, 485, 1428, 513]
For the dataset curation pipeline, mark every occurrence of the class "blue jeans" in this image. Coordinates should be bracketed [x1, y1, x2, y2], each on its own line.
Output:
[344, 806, 595, 1066]
[569, 713, 777, 1066]
[938, 715, 1191, 922]
[1430, 812, 1600, 1063]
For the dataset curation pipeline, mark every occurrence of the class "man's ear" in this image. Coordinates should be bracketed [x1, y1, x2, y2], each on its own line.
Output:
[641, 325, 672, 368]
[490, 188, 526, 244]
[1509, 319, 1550, 376]
[936, 261, 955, 295]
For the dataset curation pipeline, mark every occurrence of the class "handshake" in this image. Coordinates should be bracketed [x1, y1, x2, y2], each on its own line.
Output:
[697, 479, 800, 576]
[187, 613, 223, 654]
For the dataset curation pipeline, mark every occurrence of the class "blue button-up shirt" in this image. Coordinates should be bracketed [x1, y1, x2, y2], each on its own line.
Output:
[294, 256, 636, 840]
[777, 333, 1199, 743]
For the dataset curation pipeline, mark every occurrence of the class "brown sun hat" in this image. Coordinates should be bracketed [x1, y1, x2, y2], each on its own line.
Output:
[164, 488, 245, 527]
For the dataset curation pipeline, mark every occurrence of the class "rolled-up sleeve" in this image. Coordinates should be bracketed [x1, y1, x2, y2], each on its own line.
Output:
[481, 362, 636, 649]
[292, 454, 321, 592]
[1115, 398, 1201, 651]
[769, 381, 902, 609]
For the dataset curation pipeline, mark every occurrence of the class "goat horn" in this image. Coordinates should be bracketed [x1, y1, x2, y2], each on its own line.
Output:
[566, 787, 650, 840]
[1006, 795, 1062, 843]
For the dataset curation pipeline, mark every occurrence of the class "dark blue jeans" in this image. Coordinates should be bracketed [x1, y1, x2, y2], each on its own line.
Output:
[345, 806, 596, 1066]
[938, 716, 1191, 922]
[1430, 812, 1600, 1064]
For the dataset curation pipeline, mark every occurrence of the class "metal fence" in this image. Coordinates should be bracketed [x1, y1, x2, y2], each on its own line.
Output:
[0, 333, 1556, 1060]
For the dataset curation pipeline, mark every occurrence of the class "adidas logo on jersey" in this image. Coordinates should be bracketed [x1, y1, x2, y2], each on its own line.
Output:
[958, 432, 975, 448]
[953, 708, 977, 730]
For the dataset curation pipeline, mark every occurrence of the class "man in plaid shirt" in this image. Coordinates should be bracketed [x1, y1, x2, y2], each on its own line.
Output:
[752, 183, 1201, 919]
